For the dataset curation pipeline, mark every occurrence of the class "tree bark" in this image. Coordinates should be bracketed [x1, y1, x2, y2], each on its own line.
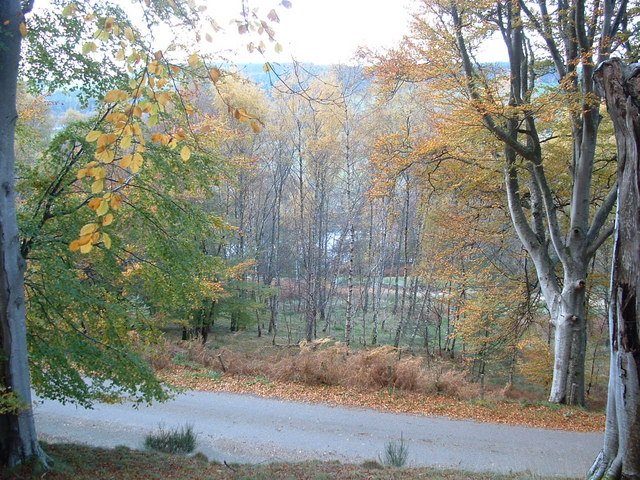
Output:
[0, 0, 47, 468]
[588, 58, 640, 480]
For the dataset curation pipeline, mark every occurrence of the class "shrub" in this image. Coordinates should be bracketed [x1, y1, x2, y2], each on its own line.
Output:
[380, 434, 409, 467]
[144, 424, 197, 454]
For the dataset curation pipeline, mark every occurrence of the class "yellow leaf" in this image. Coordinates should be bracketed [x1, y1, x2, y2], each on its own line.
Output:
[263, 63, 271, 72]
[250, 120, 261, 133]
[110, 194, 123, 210]
[19, 22, 28, 36]
[102, 213, 114, 226]
[209, 67, 220, 83]
[82, 42, 97, 54]
[104, 89, 127, 103]
[102, 233, 112, 249]
[180, 145, 191, 161]
[124, 26, 135, 42]
[96, 199, 109, 216]
[120, 135, 132, 149]
[88, 197, 102, 210]
[80, 242, 93, 254]
[69, 239, 81, 252]
[80, 223, 99, 236]
[148, 114, 159, 127]
[77, 168, 88, 180]
[156, 91, 171, 106]
[104, 149, 116, 164]
[105, 113, 127, 122]
[85, 130, 101, 142]
[92, 167, 106, 179]
[120, 154, 132, 169]
[91, 179, 104, 193]
[97, 133, 116, 147]
[131, 152, 143, 173]
[188, 52, 199, 67]
[77, 234, 93, 246]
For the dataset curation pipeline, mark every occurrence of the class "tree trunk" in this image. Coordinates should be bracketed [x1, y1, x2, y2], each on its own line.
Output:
[0, 1, 47, 468]
[588, 58, 640, 480]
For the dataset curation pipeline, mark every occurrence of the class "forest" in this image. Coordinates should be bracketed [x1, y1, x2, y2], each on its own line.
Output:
[1, 0, 639, 478]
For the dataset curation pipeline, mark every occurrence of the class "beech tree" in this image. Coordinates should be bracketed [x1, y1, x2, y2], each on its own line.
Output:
[1, 0, 285, 468]
[589, 57, 640, 480]
[371, 0, 630, 405]
[0, 0, 50, 467]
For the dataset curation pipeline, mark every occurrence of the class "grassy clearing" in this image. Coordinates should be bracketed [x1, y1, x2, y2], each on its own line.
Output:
[4, 443, 577, 480]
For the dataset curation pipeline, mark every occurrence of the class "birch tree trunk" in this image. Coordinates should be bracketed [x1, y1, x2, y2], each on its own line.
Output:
[0, 0, 48, 468]
[588, 57, 640, 480]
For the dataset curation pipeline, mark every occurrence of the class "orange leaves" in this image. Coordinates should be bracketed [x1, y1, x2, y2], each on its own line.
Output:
[161, 368, 605, 432]
[208, 67, 221, 83]
[103, 89, 128, 103]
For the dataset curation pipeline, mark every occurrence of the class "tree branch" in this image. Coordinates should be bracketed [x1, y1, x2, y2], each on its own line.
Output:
[532, 164, 569, 264]
[451, 3, 538, 163]
[586, 224, 614, 259]
[586, 182, 617, 248]
[519, 0, 567, 79]
[504, 162, 540, 251]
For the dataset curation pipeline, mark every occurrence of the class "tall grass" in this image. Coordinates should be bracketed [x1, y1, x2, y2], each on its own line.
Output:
[381, 434, 409, 467]
[144, 424, 197, 455]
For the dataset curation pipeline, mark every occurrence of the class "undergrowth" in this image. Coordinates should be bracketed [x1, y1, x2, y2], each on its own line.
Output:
[147, 339, 484, 400]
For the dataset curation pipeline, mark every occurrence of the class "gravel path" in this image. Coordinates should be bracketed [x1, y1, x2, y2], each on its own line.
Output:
[34, 390, 602, 477]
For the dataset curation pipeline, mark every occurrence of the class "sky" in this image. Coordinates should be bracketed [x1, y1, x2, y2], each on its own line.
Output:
[255, 0, 415, 64]
[32, 0, 503, 65]
[207, 0, 504, 64]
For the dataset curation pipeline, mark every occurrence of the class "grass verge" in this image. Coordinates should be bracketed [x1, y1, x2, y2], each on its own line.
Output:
[4, 443, 578, 480]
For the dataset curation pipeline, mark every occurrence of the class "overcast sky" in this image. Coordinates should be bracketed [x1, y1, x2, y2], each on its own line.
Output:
[261, 0, 414, 64]
[33, 1, 503, 64]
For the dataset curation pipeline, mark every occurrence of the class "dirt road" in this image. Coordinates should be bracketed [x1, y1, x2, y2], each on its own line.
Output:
[34, 390, 602, 477]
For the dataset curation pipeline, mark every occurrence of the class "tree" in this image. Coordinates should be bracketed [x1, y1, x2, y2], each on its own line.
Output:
[589, 57, 640, 480]
[370, 0, 628, 405]
[1, 0, 286, 468]
[0, 0, 47, 467]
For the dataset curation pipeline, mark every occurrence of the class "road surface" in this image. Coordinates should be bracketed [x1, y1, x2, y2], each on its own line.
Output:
[33, 390, 602, 477]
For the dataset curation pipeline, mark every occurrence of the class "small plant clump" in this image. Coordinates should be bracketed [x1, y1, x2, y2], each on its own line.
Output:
[381, 434, 409, 467]
[144, 424, 197, 455]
